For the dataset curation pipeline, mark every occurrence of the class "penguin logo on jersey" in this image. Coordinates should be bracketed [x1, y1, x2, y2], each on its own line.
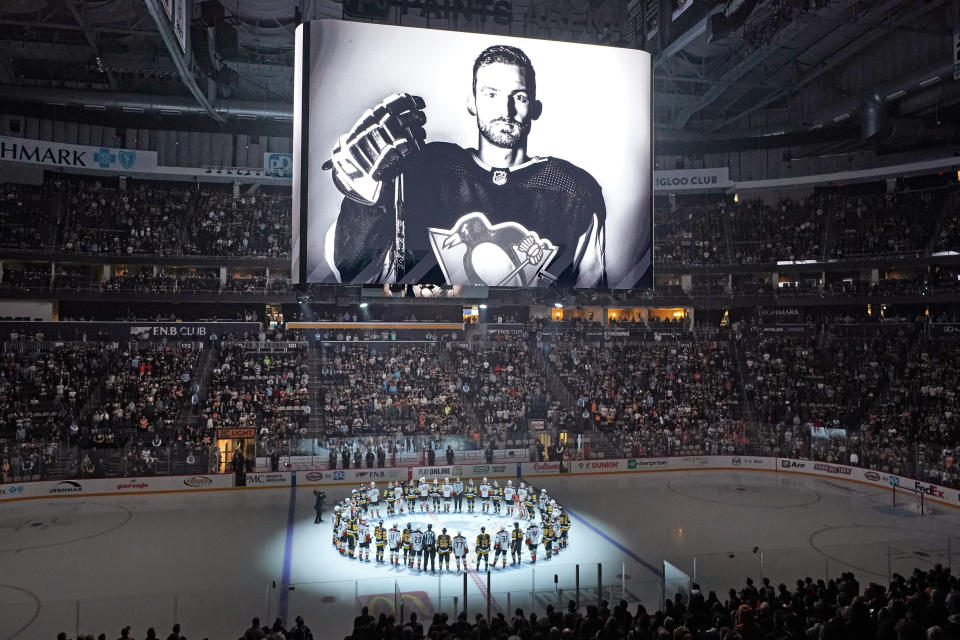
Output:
[427, 213, 558, 287]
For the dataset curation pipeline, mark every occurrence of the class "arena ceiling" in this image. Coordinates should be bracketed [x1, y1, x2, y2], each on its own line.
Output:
[0, 0, 958, 154]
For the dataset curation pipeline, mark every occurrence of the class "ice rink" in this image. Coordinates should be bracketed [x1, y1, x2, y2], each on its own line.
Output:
[3, 469, 960, 640]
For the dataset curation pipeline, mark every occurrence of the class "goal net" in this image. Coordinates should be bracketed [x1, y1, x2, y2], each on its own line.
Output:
[892, 485, 925, 516]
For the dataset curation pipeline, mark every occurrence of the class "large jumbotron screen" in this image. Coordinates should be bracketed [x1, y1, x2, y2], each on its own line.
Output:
[293, 20, 652, 289]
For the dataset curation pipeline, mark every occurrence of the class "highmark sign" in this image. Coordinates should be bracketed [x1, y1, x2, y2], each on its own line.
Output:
[0, 136, 158, 173]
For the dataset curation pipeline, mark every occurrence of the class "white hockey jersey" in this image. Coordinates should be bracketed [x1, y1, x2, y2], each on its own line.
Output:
[411, 530, 425, 551]
[419, 484, 430, 498]
[387, 529, 402, 548]
[358, 522, 371, 543]
[517, 487, 528, 502]
[479, 483, 491, 498]
[495, 530, 510, 550]
[526, 524, 541, 545]
[393, 486, 404, 500]
[504, 486, 516, 501]
[442, 483, 453, 497]
[453, 535, 467, 557]
[368, 487, 379, 502]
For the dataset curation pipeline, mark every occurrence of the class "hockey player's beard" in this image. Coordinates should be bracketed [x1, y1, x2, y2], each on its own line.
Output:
[478, 117, 530, 149]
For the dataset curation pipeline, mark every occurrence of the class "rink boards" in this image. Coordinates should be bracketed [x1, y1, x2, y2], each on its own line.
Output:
[1, 456, 956, 510]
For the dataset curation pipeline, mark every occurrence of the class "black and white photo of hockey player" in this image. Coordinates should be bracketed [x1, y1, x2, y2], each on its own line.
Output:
[322, 44, 606, 288]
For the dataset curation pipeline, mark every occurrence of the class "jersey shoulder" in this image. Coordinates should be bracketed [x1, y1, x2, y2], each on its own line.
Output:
[529, 157, 605, 207]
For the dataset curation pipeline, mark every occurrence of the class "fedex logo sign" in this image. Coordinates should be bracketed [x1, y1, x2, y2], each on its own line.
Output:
[914, 482, 945, 498]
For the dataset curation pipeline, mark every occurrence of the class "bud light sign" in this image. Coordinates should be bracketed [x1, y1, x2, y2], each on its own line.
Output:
[264, 152, 293, 177]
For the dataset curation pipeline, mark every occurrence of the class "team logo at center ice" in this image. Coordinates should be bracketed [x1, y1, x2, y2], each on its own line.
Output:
[428, 213, 558, 287]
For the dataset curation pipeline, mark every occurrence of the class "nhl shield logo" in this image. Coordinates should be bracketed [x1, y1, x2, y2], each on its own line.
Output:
[427, 213, 558, 287]
[118, 150, 137, 170]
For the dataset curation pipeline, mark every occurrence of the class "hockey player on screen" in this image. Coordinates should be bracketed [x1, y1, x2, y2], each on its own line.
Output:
[453, 530, 469, 572]
[494, 524, 511, 569]
[323, 45, 607, 288]
[388, 522, 402, 565]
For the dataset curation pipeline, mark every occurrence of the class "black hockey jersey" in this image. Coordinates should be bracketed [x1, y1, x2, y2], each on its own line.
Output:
[332, 143, 606, 287]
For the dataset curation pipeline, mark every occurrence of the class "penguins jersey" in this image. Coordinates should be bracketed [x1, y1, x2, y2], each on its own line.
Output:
[402, 530, 412, 548]
[491, 487, 502, 502]
[374, 526, 387, 546]
[465, 484, 476, 498]
[511, 528, 524, 545]
[406, 485, 417, 500]
[330, 142, 607, 288]
[476, 533, 491, 552]
[494, 530, 510, 550]
[411, 531, 425, 552]
[387, 529, 402, 549]
[430, 483, 440, 498]
[453, 535, 468, 557]
[437, 534, 452, 553]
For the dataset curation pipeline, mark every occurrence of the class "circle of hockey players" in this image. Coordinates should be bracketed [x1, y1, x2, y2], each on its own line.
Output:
[329, 477, 571, 573]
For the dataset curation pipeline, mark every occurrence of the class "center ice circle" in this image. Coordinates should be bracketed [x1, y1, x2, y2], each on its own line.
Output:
[329, 481, 571, 572]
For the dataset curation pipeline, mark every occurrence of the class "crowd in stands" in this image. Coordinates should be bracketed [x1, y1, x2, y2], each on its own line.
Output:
[183, 189, 290, 257]
[544, 334, 745, 457]
[0, 180, 57, 250]
[319, 343, 466, 438]
[52, 563, 960, 639]
[59, 180, 189, 256]
[195, 343, 310, 447]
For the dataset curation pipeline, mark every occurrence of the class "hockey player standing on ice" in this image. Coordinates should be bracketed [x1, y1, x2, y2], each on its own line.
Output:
[465, 478, 477, 513]
[394, 481, 406, 514]
[442, 477, 453, 512]
[504, 480, 516, 517]
[358, 518, 372, 562]
[494, 524, 511, 569]
[387, 522, 402, 565]
[475, 527, 491, 571]
[526, 521, 541, 564]
[542, 519, 555, 560]
[423, 523, 438, 573]
[517, 483, 528, 519]
[418, 477, 430, 512]
[374, 520, 387, 563]
[491, 480, 502, 515]
[402, 523, 413, 567]
[430, 478, 442, 512]
[411, 526, 425, 570]
[323, 45, 607, 288]
[453, 476, 464, 512]
[367, 482, 380, 518]
[510, 521, 524, 565]
[437, 527, 453, 572]
[406, 480, 417, 513]
[559, 507, 571, 549]
[385, 481, 396, 516]
[479, 477, 492, 513]
[453, 530, 469, 572]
